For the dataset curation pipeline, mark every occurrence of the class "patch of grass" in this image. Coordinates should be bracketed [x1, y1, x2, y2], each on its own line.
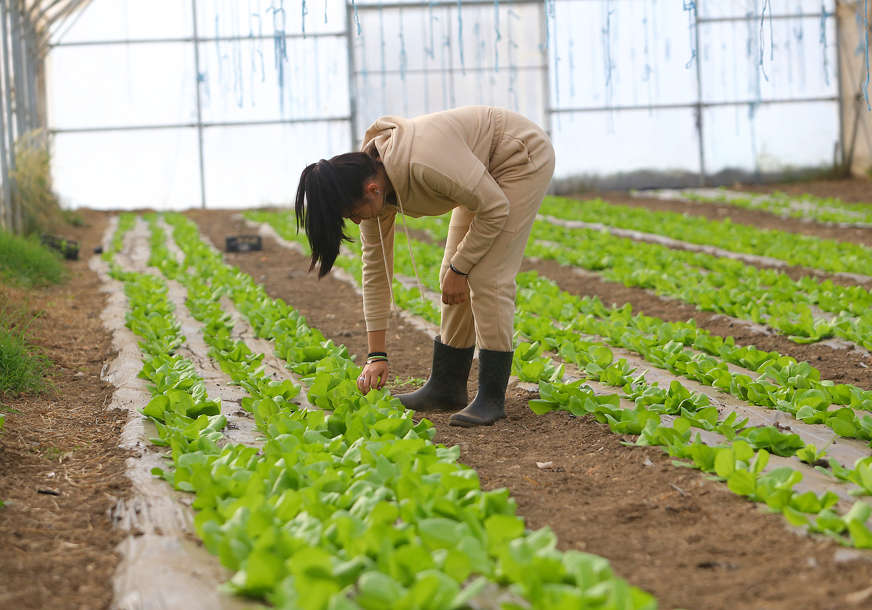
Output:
[62, 209, 86, 227]
[0, 229, 66, 287]
[12, 130, 67, 236]
[0, 299, 51, 397]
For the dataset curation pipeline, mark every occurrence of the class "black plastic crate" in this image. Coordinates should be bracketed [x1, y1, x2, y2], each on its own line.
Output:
[225, 234, 262, 253]
[41, 234, 79, 260]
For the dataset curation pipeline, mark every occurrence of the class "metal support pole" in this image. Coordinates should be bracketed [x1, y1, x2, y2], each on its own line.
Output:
[19, 12, 34, 133]
[191, 0, 207, 209]
[9, 0, 26, 139]
[24, 20, 39, 132]
[0, 0, 18, 233]
[346, 1, 358, 150]
[0, 8, 8, 232]
[693, 6, 707, 186]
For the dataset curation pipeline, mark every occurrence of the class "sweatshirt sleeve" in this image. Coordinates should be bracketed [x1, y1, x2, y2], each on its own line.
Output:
[412, 161, 508, 274]
[359, 206, 396, 332]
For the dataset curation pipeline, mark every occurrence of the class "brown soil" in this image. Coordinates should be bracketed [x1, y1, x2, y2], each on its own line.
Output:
[0, 211, 131, 610]
[191, 209, 872, 610]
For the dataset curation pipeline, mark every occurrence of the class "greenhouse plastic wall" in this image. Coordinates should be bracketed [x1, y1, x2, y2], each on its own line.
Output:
[0, 0, 45, 231]
[39, 0, 871, 209]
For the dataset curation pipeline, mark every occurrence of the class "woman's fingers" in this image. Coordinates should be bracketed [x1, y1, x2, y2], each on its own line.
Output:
[357, 371, 370, 394]
[358, 361, 389, 394]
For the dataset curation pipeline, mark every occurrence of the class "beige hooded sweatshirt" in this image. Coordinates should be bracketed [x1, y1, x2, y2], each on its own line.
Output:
[359, 105, 538, 333]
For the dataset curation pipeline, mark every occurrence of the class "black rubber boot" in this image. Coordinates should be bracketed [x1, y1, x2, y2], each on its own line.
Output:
[397, 337, 475, 412]
[449, 348, 513, 427]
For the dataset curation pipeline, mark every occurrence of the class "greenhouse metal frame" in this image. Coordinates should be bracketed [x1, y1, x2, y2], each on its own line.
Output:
[0, 0, 870, 226]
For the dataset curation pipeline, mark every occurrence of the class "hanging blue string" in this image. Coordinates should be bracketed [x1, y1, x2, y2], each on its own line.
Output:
[642, 3, 652, 84]
[474, 20, 484, 102]
[569, 37, 576, 100]
[642, 1, 653, 112]
[603, 0, 615, 102]
[313, 36, 321, 116]
[214, 14, 223, 88]
[379, 0, 387, 112]
[421, 14, 430, 113]
[682, 0, 697, 69]
[268, 1, 288, 114]
[324, 0, 328, 24]
[350, 0, 361, 35]
[301, 0, 307, 37]
[457, 1, 465, 75]
[399, 8, 409, 115]
[493, 0, 500, 73]
[545, 0, 558, 108]
[819, 2, 830, 87]
[233, 4, 244, 108]
[427, 0, 436, 60]
[864, 0, 871, 110]
[251, 7, 265, 84]
[508, 8, 519, 110]
[759, 0, 771, 81]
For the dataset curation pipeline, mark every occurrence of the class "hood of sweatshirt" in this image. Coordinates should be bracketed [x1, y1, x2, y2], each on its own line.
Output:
[361, 116, 414, 213]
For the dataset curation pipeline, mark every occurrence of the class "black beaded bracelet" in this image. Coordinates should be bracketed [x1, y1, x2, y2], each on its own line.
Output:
[367, 351, 387, 358]
[449, 263, 469, 276]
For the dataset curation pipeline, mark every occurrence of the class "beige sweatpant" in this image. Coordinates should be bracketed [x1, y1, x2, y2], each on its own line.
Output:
[439, 118, 556, 352]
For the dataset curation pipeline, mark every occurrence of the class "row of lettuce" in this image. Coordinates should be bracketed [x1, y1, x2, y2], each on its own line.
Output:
[104, 212, 657, 610]
[247, 210, 872, 548]
[653, 188, 872, 227]
[539, 196, 872, 276]
[399, 201, 872, 349]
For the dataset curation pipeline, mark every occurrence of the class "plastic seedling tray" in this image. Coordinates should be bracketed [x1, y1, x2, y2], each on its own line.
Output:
[41, 234, 79, 260]
[225, 234, 263, 253]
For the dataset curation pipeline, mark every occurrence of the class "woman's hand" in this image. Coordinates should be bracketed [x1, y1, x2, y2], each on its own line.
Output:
[357, 359, 389, 394]
[441, 268, 469, 305]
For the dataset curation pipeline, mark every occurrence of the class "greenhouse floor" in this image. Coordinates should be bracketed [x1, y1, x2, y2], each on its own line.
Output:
[3, 178, 872, 608]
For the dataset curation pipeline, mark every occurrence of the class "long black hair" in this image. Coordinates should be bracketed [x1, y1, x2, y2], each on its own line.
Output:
[294, 152, 380, 277]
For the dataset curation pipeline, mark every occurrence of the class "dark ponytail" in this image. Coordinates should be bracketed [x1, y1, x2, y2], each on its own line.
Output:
[294, 152, 380, 277]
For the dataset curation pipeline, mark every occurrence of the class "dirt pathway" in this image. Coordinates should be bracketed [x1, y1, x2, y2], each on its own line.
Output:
[0, 210, 131, 610]
[192, 208, 872, 610]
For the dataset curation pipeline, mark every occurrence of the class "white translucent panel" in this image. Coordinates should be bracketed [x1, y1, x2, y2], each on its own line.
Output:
[699, 16, 837, 103]
[352, 3, 545, 73]
[698, 0, 834, 19]
[53, 130, 200, 210]
[201, 122, 352, 208]
[354, 66, 545, 135]
[53, 0, 192, 43]
[198, 35, 350, 122]
[549, 108, 700, 178]
[549, 0, 698, 109]
[196, 0, 346, 36]
[351, 3, 542, 73]
[703, 101, 839, 174]
[48, 43, 197, 129]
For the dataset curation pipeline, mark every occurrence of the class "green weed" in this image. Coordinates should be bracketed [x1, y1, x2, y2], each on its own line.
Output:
[0, 229, 66, 287]
[387, 376, 425, 389]
[0, 299, 51, 396]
